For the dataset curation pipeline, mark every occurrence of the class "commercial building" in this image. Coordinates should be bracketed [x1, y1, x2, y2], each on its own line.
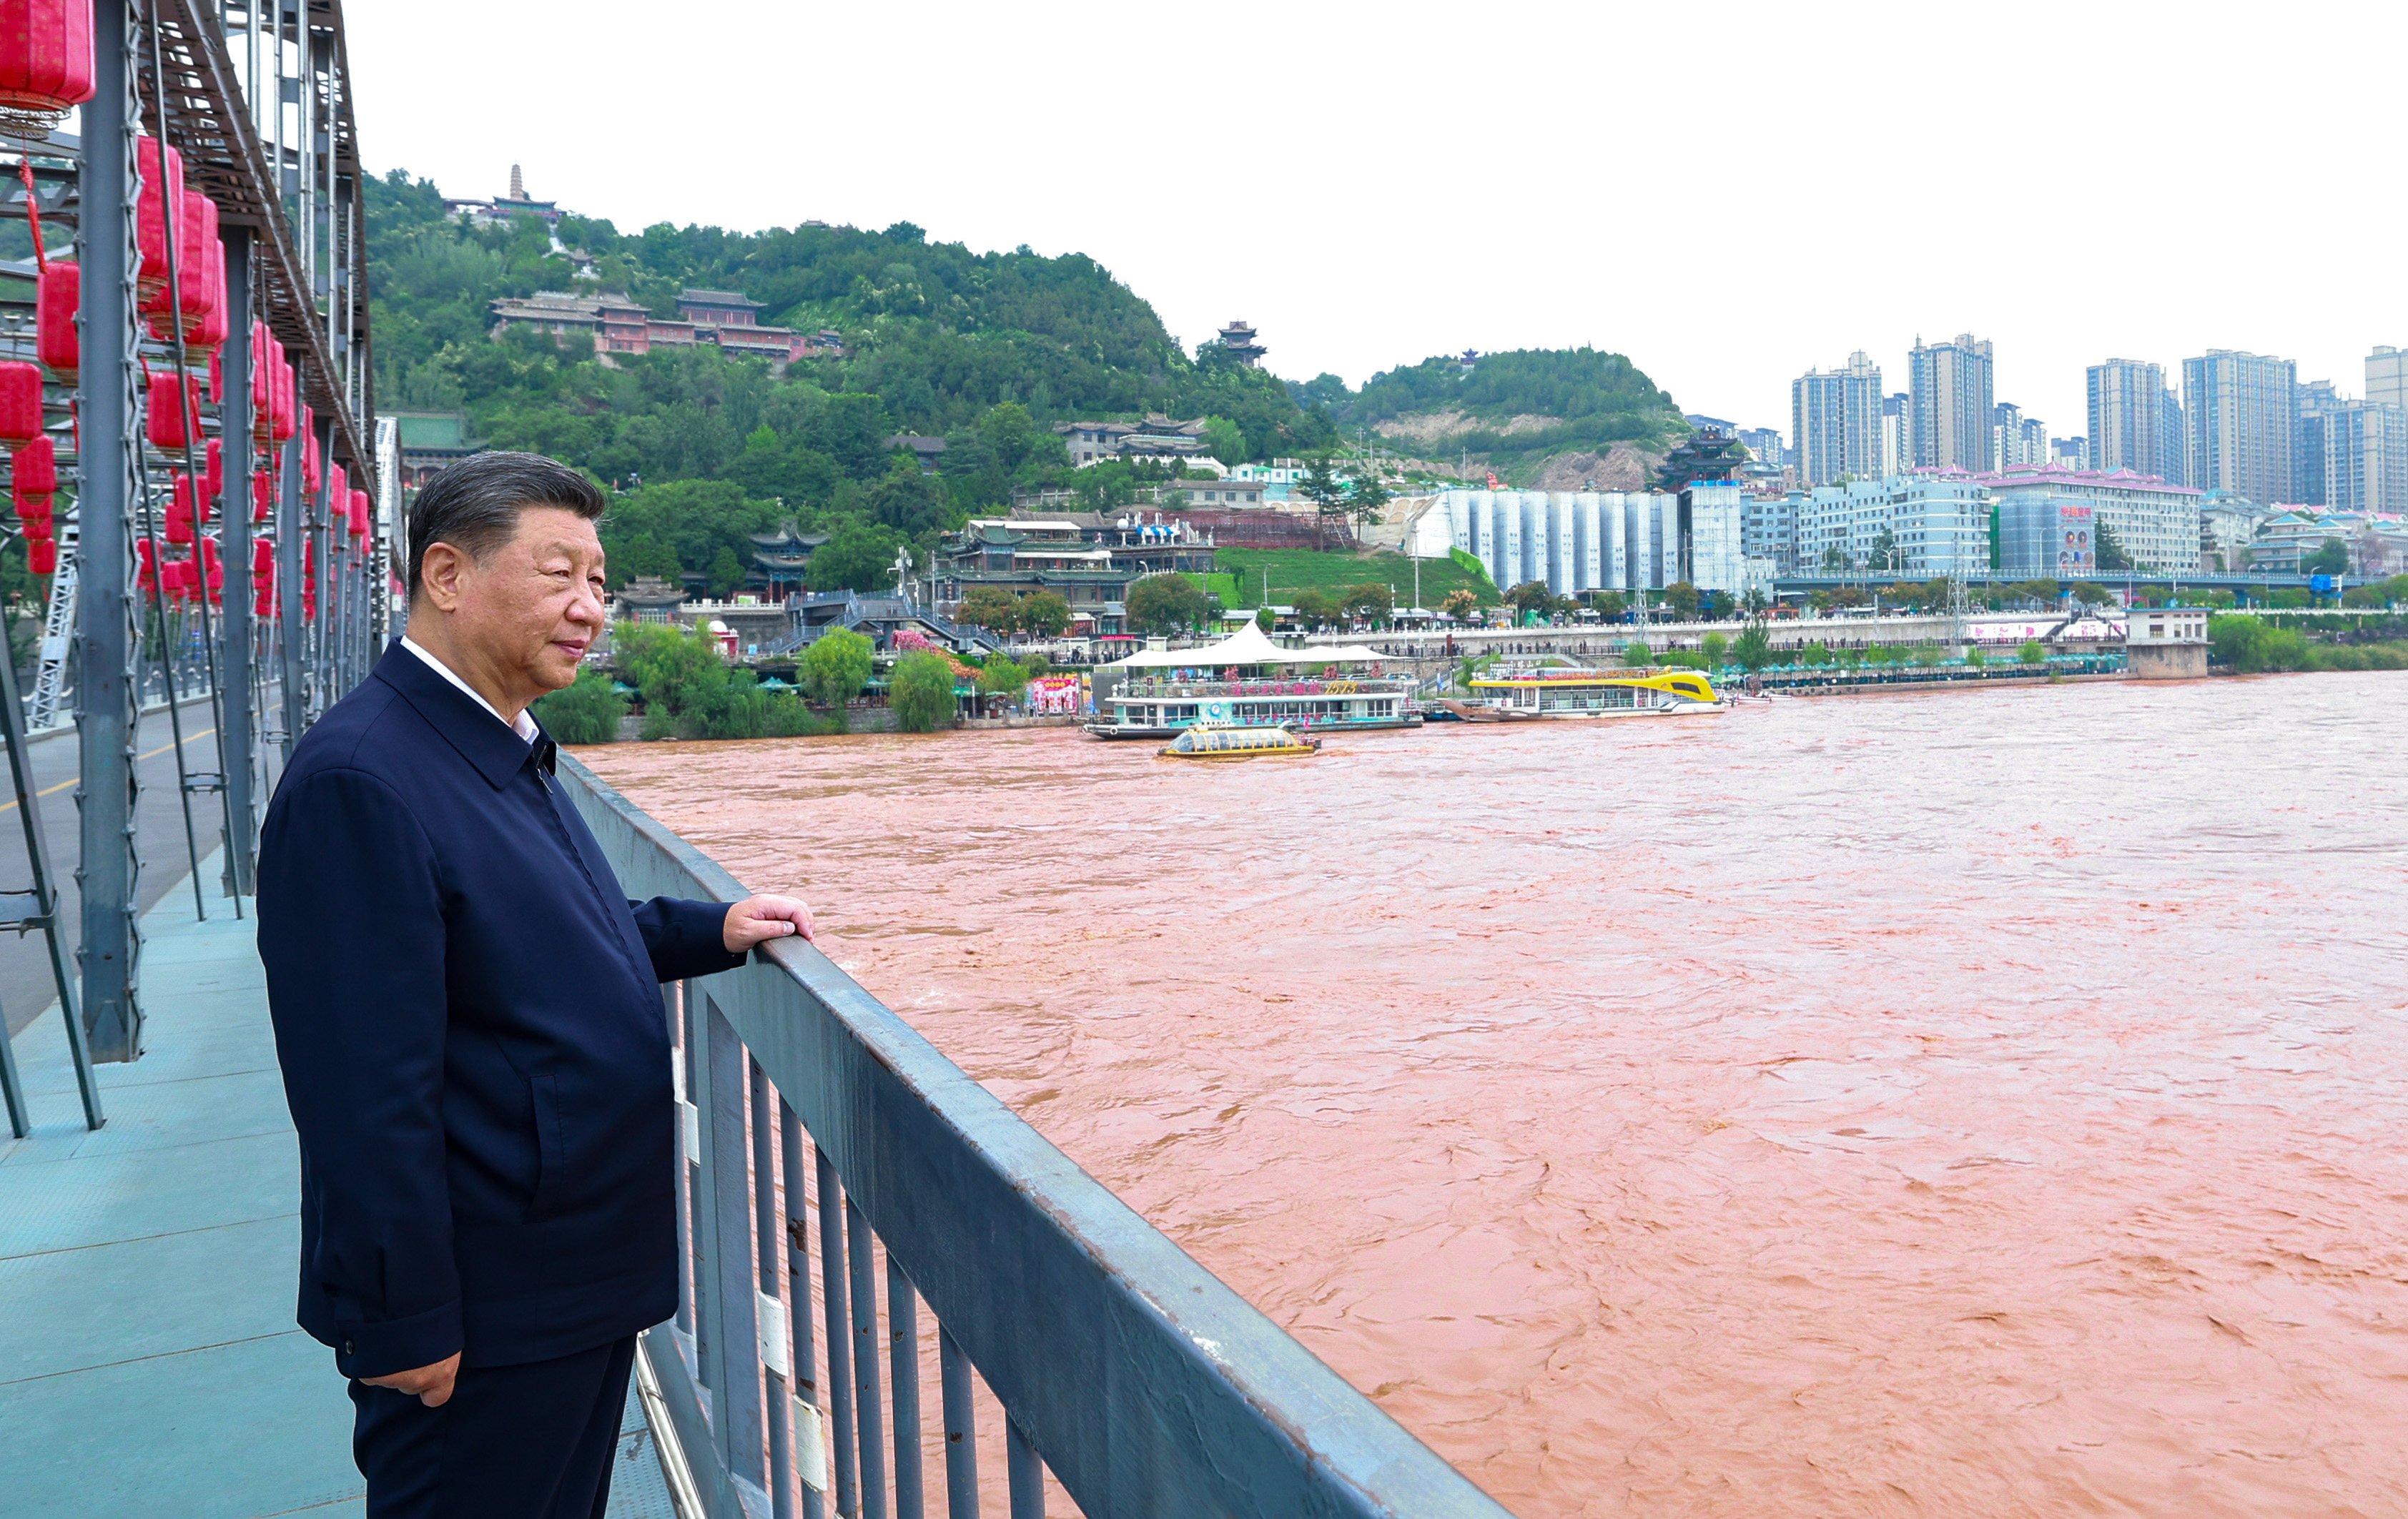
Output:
[1978, 462, 2204, 574]
[1795, 474, 1990, 578]
[2086, 359, 2184, 485]
[1910, 334, 1995, 472]
[1993, 495, 2096, 579]
[2183, 350, 2296, 506]
[1791, 352, 1885, 486]
[1743, 490, 1801, 575]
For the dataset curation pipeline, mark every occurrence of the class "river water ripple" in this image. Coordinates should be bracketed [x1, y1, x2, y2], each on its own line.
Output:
[582, 673, 2408, 1517]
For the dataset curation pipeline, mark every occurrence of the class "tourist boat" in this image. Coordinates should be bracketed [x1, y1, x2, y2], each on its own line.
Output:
[1463, 663, 1729, 718]
[1158, 724, 1321, 761]
[1085, 620, 1423, 740]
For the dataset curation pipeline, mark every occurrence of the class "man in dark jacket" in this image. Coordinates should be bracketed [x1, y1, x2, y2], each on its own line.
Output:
[258, 451, 812, 1518]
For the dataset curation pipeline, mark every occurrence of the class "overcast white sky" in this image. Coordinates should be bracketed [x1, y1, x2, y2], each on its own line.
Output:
[351, 0, 2407, 444]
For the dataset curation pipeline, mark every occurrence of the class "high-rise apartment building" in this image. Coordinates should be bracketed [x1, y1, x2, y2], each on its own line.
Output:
[2086, 358, 2184, 483]
[1909, 334, 1995, 472]
[1791, 352, 1884, 487]
[2370, 346, 2408, 414]
[1880, 393, 1912, 478]
[2183, 350, 2297, 505]
[2321, 402, 2408, 513]
[2294, 379, 2344, 507]
[1993, 403, 2050, 467]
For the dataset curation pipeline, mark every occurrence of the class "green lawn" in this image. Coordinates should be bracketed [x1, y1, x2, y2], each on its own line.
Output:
[1213, 548, 1496, 609]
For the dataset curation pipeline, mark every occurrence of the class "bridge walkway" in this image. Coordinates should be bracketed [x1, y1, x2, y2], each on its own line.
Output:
[0, 861, 679, 1517]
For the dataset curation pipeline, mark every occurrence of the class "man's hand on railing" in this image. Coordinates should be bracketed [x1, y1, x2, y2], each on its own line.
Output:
[724, 894, 816, 952]
[361, 1352, 460, 1408]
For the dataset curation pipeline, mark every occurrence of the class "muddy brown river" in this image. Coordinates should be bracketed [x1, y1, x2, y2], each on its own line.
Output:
[580, 673, 2408, 1516]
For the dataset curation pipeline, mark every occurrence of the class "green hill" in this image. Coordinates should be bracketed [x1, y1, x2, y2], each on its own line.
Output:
[1296, 347, 1682, 480]
[363, 171, 1338, 592]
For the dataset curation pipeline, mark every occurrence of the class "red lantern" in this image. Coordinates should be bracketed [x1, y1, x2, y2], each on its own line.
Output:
[302, 424, 322, 494]
[141, 190, 217, 339]
[146, 369, 199, 450]
[252, 536, 275, 575]
[272, 362, 297, 442]
[186, 242, 230, 355]
[14, 433, 56, 494]
[26, 538, 56, 575]
[252, 467, 272, 524]
[164, 474, 195, 544]
[0, 360, 44, 448]
[14, 480, 53, 533]
[0, 0, 97, 135]
[36, 260, 77, 380]
[349, 487, 370, 538]
[203, 435, 222, 502]
[208, 345, 222, 406]
[134, 136, 183, 295]
[136, 538, 158, 593]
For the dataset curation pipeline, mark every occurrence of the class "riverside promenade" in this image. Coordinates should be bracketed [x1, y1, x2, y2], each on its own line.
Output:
[0, 865, 677, 1518]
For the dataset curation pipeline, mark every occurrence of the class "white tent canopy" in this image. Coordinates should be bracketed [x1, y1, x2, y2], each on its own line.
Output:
[1102, 620, 1391, 669]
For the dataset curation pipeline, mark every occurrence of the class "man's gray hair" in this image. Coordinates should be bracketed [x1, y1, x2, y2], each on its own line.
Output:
[406, 451, 606, 599]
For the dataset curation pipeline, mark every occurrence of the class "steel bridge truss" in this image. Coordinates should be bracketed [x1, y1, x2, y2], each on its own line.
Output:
[0, 0, 383, 1066]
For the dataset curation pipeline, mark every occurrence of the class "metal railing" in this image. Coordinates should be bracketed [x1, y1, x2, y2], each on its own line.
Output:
[558, 754, 1511, 1519]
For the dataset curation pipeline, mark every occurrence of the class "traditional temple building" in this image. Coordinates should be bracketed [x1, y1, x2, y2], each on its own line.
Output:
[1217, 319, 1266, 367]
[749, 522, 828, 593]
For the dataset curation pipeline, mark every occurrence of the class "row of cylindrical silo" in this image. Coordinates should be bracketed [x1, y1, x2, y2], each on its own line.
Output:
[1441, 490, 1682, 595]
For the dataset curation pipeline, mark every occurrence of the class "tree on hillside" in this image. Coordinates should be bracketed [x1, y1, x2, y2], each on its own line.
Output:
[1348, 470, 1393, 527]
[1589, 590, 1627, 621]
[2305, 536, 2349, 578]
[1664, 581, 1700, 619]
[1439, 588, 1480, 621]
[806, 520, 907, 592]
[1296, 453, 1349, 546]
[1200, 416, 1247, 466]
[1125, 573, 1213, 635]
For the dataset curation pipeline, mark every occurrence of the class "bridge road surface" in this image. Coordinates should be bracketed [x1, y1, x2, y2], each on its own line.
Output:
[0, 695, 266, 1040]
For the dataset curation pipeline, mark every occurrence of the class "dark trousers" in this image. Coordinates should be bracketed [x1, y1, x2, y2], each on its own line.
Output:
[350, 1335, 638, 1519]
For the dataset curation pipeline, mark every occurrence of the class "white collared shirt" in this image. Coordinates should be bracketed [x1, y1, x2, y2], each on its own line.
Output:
[400, 636, 541, 745]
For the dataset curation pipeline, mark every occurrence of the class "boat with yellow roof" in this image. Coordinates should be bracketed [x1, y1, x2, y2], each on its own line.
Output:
[1158, 723, 1322, 761]
[1464, 661, 1727, 718]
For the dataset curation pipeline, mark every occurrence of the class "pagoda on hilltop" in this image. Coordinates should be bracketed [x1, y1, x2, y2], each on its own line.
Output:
[1216, 318, 1266, 367]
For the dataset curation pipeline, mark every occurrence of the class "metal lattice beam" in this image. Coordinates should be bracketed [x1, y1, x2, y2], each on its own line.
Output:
[139, 0, 375, 496]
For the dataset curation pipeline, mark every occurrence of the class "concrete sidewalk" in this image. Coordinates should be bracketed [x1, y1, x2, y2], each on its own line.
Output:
[0, 870, 678, 1517]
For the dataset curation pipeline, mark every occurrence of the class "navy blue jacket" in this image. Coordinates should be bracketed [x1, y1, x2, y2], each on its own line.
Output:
[258, 643, 744, 1379]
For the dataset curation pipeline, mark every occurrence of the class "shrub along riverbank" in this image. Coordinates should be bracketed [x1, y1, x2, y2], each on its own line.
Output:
[2209, 615, 2408, 673]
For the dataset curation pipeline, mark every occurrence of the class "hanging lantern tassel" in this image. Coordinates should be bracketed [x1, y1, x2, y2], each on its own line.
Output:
[26, 538, 57, 575]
